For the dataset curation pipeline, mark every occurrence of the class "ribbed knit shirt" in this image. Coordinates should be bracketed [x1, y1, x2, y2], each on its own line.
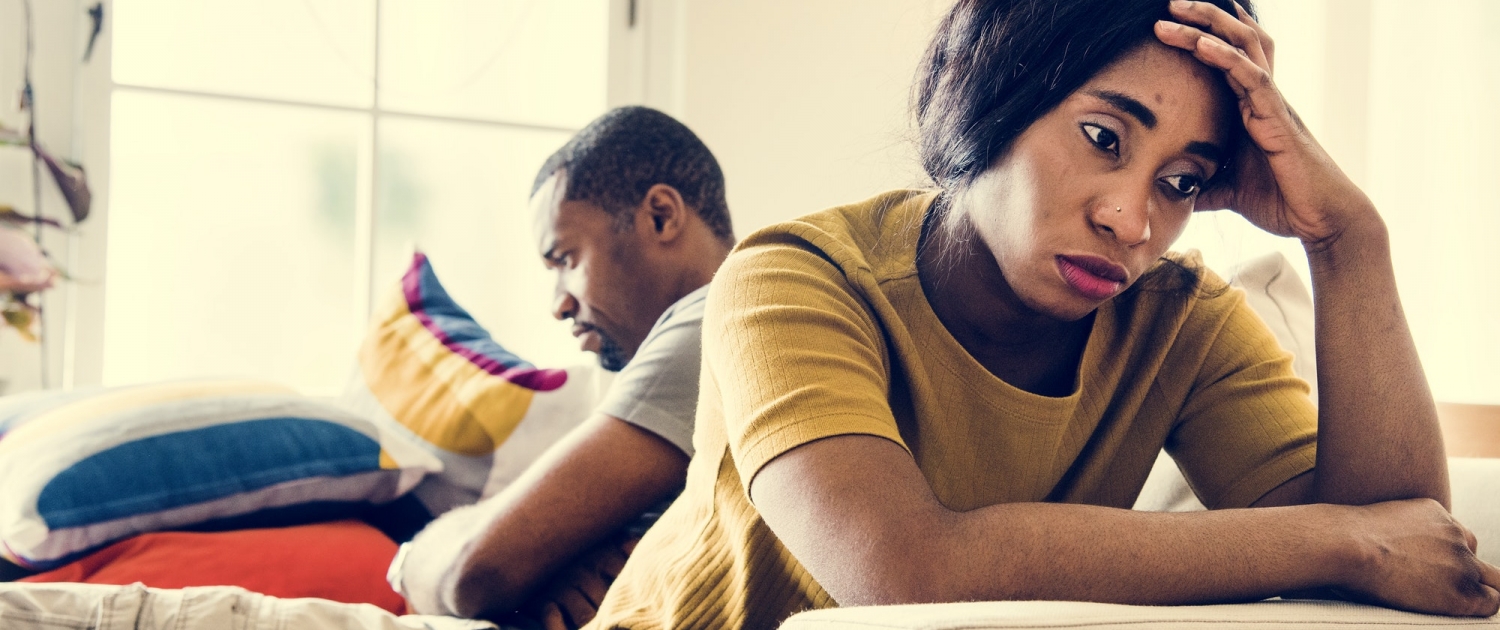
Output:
[586, 189, 1318, 630]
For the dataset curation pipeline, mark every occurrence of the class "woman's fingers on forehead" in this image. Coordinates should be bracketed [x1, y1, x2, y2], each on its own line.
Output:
[1161, 17, 1285, 120]
[1233, 0, 1276, 69]
[1168, 0, 1270, 71]
[1196, 34, 1289, 122]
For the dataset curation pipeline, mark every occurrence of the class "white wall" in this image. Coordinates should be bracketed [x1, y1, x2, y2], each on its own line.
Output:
[640, 0, 947, 236]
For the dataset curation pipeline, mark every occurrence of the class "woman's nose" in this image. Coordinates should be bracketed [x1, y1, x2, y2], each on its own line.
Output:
[1093, 200, 1152, 247]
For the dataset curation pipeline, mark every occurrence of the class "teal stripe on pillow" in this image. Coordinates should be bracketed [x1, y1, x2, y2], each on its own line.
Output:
[36, 418, 382, 528]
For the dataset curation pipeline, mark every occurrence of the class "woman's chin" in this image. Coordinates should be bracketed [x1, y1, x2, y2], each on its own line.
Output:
[1017, 289, 1101, 323]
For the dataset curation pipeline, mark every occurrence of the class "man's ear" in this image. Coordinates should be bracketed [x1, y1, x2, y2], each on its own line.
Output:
[638, 183, 690, 242]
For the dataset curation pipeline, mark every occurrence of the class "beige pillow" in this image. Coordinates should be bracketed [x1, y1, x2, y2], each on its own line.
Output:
[1228, 251, 1318, 400]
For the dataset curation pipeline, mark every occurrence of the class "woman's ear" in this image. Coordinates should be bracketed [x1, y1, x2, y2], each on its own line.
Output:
[640, 183, 690, 241]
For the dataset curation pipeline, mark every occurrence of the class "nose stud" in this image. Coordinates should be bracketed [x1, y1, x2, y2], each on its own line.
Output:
[1115, 207, 1121, 213]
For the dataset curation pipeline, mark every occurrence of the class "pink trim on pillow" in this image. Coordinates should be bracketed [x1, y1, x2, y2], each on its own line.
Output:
[402, 253, 568, 392]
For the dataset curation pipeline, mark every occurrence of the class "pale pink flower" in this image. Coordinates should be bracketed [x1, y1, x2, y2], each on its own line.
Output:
[0, 226, 56, 294]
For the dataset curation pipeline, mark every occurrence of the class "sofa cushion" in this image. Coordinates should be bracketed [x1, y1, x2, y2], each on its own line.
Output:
[341, 252, 583, 516]
[0, 380, 440, 570]
[780, 599, 1500, 629]
[18, 520, 405, 614]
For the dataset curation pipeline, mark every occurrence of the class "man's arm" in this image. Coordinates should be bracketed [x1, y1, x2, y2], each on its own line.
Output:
[444, 412, 688, 620]
[750, 434, 1500, 617]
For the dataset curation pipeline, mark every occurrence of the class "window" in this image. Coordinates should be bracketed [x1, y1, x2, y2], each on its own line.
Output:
[105, 0, 608, 394]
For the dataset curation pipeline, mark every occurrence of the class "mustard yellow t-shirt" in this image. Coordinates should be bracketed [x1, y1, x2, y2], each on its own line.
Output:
[588, 190, 1318, 630]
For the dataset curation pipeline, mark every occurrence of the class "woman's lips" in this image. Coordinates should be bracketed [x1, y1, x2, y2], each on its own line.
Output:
[1057, 255, 1126, 301]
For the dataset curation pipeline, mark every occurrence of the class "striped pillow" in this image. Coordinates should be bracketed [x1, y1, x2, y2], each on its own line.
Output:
[0, 380, 441, 570]
[342, 252, 576, 515]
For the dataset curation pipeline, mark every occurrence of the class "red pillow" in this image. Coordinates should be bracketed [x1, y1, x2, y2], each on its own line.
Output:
[20, 520, 405, 614]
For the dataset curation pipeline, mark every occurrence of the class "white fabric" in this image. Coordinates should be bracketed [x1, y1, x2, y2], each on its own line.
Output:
[389, 493, 509, 616]
[0, 582, 495, 630]
[780, 599, 1500, 629]
[1452, 457, 1500, 567]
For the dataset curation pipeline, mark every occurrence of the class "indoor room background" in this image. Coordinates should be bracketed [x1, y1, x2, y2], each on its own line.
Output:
[0, 0, 1494, 415]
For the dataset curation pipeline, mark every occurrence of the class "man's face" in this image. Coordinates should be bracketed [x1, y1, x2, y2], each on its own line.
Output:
[532, 171, 664, 372]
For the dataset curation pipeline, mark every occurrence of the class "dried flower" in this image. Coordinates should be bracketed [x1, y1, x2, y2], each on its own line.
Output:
[0, 225, 56, 295]
[1, 294, 38, 342]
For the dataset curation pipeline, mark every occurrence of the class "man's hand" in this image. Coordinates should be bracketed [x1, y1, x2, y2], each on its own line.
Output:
[445, 414, 687, 619]
[519, 535, 639, 630]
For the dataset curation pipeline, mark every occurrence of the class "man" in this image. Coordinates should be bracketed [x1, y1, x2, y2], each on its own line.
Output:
[393, 106, 734, 629]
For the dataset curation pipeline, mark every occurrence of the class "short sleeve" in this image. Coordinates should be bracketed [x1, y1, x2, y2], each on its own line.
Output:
[594, 291, 707, 457]
[1167, 288, 1318, 510]
[703, 239, 908, 490]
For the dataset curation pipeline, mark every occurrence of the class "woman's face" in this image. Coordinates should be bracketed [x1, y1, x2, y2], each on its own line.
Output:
[958, 41, 1233, 322]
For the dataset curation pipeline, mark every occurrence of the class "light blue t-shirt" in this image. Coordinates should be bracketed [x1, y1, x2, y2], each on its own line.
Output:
[594, 284, 708, 457]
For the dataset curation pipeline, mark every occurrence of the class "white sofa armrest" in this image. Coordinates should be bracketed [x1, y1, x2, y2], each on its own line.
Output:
[781, 599, 1500, 629]
[1452, 457, 1500, 567]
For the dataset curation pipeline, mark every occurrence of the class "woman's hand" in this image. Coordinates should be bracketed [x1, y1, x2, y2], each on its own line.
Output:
[1340, 499, 1500, 617]
[1154, 0, 1373, 251]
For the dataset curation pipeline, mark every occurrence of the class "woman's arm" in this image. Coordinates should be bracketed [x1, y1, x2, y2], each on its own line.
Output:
[1157, 2, 1446, 508]
[750, 434, 1500, 616]
[1304, 218, 1449, 506]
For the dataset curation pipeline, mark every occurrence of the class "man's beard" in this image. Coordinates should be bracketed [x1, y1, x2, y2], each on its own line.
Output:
[596, 330, 630, 372]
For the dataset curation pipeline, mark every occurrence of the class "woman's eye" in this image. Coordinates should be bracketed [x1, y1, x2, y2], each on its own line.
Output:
[1162, 174, 1201, 197]
[1081, 123, 1119, 155]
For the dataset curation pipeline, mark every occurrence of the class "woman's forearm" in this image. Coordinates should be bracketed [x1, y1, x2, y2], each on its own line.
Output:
[758, 436, 1353, 607]
[757, 432, 1496, 616]
[935, 501, 1352, 606]
[1305, 211, 1449, 508]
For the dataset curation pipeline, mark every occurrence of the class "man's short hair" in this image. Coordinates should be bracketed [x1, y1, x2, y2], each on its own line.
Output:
[532, 106, 733, 243]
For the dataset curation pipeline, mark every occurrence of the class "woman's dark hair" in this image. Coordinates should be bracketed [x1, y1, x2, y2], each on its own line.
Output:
[914, 0, 1252, 298]
[915, 0, 1252, 193]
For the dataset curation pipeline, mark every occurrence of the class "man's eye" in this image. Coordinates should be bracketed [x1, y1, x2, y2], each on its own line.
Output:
[1162, 174, 1201, 197]
[1081, 123, 1119, 155]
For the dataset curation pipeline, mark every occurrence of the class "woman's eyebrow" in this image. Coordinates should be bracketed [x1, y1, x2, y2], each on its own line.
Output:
[1086, 89, 1157, 129]
[1185, 141, 1225, 165]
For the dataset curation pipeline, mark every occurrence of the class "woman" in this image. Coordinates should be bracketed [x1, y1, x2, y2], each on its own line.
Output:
[584, 1, 1500, 628]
